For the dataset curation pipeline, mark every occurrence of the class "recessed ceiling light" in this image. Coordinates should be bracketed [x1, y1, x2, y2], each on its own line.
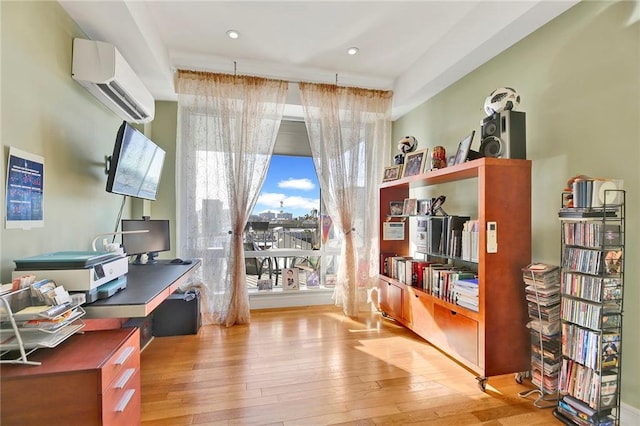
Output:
[347, 47, 359, 55]
[227, 30, 239, 39]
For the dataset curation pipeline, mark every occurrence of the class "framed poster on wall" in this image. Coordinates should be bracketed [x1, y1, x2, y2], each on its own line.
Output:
[6, 147, 44, 229]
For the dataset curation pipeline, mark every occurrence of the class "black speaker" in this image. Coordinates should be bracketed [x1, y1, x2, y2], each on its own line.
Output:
[479, 110, 526, 159]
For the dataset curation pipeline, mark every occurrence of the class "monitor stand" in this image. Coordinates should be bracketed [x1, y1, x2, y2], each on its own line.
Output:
[132, 252, 158, 265]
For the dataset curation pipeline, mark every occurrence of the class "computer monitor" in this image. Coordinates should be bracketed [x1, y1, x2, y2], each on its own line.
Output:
[121, 218, 170, 264]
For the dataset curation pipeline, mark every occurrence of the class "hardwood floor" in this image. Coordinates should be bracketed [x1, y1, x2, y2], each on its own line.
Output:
[140, 306, 558, 425]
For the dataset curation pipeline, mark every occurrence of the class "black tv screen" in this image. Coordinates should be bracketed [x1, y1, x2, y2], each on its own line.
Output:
[121, 219, 170, 264]
[106, 121, 165, 201]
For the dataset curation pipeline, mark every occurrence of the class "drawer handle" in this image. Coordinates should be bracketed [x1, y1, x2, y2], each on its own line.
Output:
[115, 389, 136, 413]
[115, 346, 135, 366]
[115, 368, 136, 389]
[450, 310, 457, 316]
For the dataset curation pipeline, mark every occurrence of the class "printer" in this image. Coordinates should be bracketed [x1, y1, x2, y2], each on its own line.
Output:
[13, 251, 129, 302]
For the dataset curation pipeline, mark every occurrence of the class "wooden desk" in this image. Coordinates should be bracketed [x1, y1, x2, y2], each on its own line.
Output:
[1, 328, 140, 426]
[83, 259, 201, 319]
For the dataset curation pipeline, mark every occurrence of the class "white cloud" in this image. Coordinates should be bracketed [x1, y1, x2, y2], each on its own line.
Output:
[278, 178, 315, 191]
[256, 192, 319, 212]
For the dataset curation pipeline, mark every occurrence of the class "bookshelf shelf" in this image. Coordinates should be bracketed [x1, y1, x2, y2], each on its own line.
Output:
[554, 190, 625, 425]
[378, 157, 531, 386]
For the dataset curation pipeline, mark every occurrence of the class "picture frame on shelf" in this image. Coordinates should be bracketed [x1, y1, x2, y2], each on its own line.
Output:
[389, 201, 404, 216]
[403, 198, 418, 216]
[454, 130, 475, 165]
[305, 270, 320, 288]
[417, 199, 431, 216]
[257, 279, 272, 290]
[402, 149, 427, 178]
[283, 268, 299, 291]
[382, 165, 402, 182]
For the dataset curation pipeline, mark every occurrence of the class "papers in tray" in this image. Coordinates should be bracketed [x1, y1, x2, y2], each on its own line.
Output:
[0, 283, 13, 296]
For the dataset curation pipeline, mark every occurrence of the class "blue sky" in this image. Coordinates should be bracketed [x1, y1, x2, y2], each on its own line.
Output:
[253, 155, 320, 218]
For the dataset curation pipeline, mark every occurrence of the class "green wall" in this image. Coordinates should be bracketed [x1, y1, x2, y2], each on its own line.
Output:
[1, 1, 123, 275]
[0, 1, 175, 280]
[392, 0, 639, 410]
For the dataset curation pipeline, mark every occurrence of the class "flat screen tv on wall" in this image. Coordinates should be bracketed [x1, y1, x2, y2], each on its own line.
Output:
[106, 121, 165, 201]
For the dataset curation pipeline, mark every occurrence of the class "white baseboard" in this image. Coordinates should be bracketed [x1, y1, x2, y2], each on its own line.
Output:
[621, 401, 640, 425]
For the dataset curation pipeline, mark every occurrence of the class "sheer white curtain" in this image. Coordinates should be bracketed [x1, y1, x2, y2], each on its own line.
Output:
[299, 83, 392, 317]
[175, 71, 288, 326]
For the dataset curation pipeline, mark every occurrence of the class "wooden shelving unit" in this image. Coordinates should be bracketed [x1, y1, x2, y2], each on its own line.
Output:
[378, 157, 531, 388]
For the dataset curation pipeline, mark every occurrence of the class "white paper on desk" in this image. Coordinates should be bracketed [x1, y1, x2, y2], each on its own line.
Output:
[383, 222, 405, 240]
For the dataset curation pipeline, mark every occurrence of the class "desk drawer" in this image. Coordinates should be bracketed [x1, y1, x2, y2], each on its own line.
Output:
[103, 367, 140, 425]
[433, 304, 478, 365]
[101, 329, 139, 389]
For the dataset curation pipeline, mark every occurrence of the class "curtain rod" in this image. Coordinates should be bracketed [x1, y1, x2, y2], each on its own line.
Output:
[176, 67, 393, 93]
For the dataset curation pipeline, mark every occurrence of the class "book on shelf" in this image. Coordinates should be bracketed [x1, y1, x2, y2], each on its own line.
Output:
[421, 264, 449, 293]
[452, 276, 479, 312]
[407, 260, 432, 287]
[397, 258, 406, 283]
[446, 216, 470, 258]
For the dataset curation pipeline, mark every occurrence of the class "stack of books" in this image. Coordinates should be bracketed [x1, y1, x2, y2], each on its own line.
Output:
[557, 394, 615, 426]
[522, 263, 561, 395]
[451, 277, 479, 312]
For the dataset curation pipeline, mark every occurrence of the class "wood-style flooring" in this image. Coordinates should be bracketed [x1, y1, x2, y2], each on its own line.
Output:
[140, 306, 558, 425]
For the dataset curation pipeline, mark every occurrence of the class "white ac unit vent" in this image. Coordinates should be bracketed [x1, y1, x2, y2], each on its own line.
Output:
[71, 38, 155, 123]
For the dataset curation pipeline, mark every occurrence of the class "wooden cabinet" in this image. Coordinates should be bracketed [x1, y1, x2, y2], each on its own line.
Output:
[378, 157, 531, 380]
[1, 328, 140, 425]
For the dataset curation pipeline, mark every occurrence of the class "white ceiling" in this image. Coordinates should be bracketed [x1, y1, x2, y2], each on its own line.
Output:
[59, 0, 578, 120]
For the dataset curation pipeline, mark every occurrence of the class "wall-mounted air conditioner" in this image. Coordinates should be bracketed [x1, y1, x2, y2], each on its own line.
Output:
[71, 38, 154, 123]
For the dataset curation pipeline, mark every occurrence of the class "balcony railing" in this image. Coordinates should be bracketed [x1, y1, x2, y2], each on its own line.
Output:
[244, 222, 334, 292]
